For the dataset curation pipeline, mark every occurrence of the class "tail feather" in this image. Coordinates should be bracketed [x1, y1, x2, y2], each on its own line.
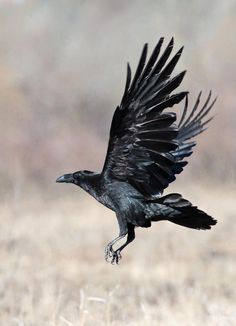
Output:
[150, 193, 217, 230]
[169, 205, 216, 230]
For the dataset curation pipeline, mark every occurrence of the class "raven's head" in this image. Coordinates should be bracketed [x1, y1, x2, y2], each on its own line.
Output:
[56, 170, 95, 187]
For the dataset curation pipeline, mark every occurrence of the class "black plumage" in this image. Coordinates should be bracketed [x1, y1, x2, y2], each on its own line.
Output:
[56, 38, 217, 264]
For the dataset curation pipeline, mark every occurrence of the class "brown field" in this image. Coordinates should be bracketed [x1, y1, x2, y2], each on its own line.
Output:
[1, 184, 235, 326]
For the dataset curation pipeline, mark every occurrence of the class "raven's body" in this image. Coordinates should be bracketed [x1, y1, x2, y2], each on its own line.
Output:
[69, 172, 148, 225]
[57, 38, 217, 264]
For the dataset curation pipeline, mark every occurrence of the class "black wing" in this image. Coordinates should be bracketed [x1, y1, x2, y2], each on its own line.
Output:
[171, 91, 216, 175]
[102, 38, 215, 198]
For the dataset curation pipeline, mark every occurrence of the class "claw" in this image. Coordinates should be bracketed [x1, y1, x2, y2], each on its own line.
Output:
[105, 245, 114, 262]
[105, 245, 122, 264]
[113, 250, 122, 264]
[117, 250, 122, 260]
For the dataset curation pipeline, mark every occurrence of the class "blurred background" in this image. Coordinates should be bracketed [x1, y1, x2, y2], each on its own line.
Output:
[1, 1, 236, 325]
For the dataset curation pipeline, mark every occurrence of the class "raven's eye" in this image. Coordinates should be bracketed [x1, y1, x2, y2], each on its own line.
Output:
[73, 171, 81, 178]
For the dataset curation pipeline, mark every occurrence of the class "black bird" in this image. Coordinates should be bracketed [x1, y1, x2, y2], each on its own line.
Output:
[57, 38, 217, 264]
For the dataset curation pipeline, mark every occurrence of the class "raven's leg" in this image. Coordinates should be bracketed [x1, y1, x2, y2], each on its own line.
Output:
[114, 224, 135, 262]
[105, 214, 127, 264]
[104, 234, 126, 263]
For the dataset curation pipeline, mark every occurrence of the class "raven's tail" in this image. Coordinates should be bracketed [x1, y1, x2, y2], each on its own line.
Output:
[150, 193, 217, 230]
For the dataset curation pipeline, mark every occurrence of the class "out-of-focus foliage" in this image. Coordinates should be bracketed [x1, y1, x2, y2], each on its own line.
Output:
[0, 0, 235, 196]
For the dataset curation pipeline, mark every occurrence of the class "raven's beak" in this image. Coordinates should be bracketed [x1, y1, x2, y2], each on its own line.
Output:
[56, 173, 74, 183]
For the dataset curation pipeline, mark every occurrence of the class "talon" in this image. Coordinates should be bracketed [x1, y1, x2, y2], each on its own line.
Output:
[111, 254, 116, 265]
[105, 245, 115, 263]
[113, 250, 122, 264]
[104, 245, 123, 264]
[117, 250, 122, 260]
[115, 250, 122, 264]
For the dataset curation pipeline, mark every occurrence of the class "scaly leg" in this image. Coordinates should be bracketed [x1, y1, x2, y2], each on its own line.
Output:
[104, 234, 126, 263]
[113, 224, 135, 262]
[105, 213, 128, 264]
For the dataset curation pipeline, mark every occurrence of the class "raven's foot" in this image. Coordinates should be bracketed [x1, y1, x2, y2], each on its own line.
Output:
[104, 244, 113, 262]
[104, 245, 122, 264]
[111, 250, 122, 264]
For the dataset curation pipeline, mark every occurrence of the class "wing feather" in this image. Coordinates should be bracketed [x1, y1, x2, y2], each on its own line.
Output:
[120, 63, 132, 105]
[102, 38, 215, 198]
[171, 93, 216, 172]
[138, 37, 164, 85]
[128, 43, 148, 97]
[135, 38, 174, 100]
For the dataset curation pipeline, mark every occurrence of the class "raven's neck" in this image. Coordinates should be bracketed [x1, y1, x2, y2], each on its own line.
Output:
[78, 173, 102, 200]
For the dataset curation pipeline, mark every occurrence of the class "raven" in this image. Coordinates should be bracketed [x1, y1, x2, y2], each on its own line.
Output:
[57, 38, 217, 264]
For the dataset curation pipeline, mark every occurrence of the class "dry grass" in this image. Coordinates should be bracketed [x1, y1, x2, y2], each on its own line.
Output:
[0, 184, 236, 325]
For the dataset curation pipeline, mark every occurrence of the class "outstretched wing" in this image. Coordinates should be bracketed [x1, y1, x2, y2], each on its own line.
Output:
[102, 38, 215, 198]
[171, 91, 216, 175]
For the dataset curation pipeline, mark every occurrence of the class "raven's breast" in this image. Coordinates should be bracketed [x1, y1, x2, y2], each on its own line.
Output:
[103, 181, 150, 227]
